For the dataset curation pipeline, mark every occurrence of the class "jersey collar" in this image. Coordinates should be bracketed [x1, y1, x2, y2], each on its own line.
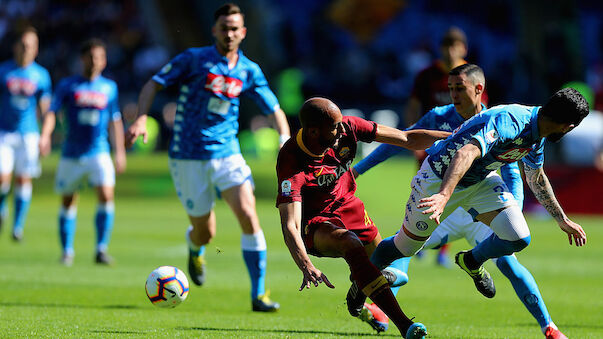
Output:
[296, 129, 324, 158]
[531, 107, 541, 139]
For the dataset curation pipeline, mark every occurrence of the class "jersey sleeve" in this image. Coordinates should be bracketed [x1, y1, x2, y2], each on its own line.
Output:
[500, 162, 524, 208]
[151, 50, 193, 87]
[346, 116, 377, 143]
[242, 65, 280, 115]
[109, 82, 121, 121]
[472, 113, 520, 157]
[354, 143, 403, 175]
[38, 68, 52, 101]
[276, 150, 306, 206]
[49, 79, 68, 114]
[409, 108, 437, 130]
[521, 139, 545, 169]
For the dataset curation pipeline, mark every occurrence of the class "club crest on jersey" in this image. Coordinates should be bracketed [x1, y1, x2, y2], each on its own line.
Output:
[496, 148, 532, 161]
[74, 91, 108, 109]
[338, 147, 350, 158]
[205, 73, 243, 98]
[485, 129, 499, 143]
[7, 77, 37, 96]
[281, 180, 292, 196]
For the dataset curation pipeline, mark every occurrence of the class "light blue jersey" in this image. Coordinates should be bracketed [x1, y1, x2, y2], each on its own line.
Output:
[355, 103, 524, 205]
[0, 60, 52, 133]
[49, 75, 120, 158]
[427, 104, 545, 188]
[152, 46, 280, 160]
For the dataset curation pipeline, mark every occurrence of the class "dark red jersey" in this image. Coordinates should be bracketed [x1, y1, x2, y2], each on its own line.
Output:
[276, 116, 377, 227]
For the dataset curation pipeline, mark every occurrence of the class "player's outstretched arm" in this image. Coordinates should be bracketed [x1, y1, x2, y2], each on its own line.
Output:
[418, 140, 481, 224]
[39, 111, 56, 157]
[268, 108, 291, 147]
[278, 202, 334, 290]
[523, 164, 586, 246]
[374, 124, 450, 151]
[125, 79, 163, 148]
[110, 118, 127, 174]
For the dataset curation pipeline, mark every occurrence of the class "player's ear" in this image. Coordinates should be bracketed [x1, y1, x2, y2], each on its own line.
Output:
[475, 83, 484, 95]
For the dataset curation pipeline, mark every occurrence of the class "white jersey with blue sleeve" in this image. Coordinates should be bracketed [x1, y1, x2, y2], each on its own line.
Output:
[427, 104, 545, 187]
[49, 75, 120, 158]
[152, 46, 280, 160]
[0, 60, 51, 133]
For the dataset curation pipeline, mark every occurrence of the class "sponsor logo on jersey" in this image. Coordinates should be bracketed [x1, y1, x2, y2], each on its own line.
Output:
[281, 180, 292, 196]
[6, 77, 37, 96]
[313, 160, 352, 187]
[496, 148, 532, 161]
[74, 90, 108, 109]
[205, 73, 243, 98]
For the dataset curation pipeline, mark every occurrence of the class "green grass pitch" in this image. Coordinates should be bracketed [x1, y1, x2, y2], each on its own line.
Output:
[0, 152, 601, 338]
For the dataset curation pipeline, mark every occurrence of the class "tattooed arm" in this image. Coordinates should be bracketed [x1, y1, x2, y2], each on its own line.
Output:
[523, 165, 586, 246]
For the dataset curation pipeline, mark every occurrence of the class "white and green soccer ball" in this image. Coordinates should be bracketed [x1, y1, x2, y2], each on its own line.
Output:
[145, 266, 189, 308]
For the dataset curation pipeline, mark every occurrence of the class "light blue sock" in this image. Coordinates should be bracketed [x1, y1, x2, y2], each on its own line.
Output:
[95, 202, 114, 253]
[0, 182, 9, 218]
[13, 183, 32, 233]
[241, 231, 267, 300]
[496, 256, 551, 329]
[59, 207, 77, 255]
[472, 233, 531, 265]
[370, 235, 405, 270]
[186, 225, 205, 256]
[385, 257, 411, 296]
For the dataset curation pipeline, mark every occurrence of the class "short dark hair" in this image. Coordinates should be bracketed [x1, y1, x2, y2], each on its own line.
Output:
[10, 25, 38, 45]
[449, 63, 485, 86]
[441, 26, 467, 47]
[214, 3, 244, 22]
[540, 88, 589, 125]
[79, 38, 106, 55]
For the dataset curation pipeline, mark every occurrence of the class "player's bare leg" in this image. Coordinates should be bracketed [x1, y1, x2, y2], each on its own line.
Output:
[186, 212, 215, 286]
[313, 223, 425, 337]
[222, 181, 279, 312]
[59, 193, 78, 266]
[94, 185, 115, 265]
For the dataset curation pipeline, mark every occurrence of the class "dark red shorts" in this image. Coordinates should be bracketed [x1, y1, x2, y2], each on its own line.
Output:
[302, 197, 379, 257]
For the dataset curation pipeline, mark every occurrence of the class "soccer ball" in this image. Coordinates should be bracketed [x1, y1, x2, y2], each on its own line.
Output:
[145, 266, 189, 308]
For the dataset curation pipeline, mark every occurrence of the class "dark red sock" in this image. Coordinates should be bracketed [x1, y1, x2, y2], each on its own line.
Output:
[344, 247, 413, 334]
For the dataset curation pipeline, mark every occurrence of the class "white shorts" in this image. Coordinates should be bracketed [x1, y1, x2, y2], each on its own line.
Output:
[55, 153, 115, 194]
[0, 132, 41, 177]
[169, 154, 253, 217]
[424, 207, 495, 249]
[394, 160, 517, 255]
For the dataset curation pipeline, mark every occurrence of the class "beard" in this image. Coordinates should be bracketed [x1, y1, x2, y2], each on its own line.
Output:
[547, 132, 565, 143]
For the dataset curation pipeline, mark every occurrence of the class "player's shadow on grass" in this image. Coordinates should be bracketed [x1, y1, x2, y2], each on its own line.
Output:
[0, 301, 140, 310]
[176, 326, 399, 337]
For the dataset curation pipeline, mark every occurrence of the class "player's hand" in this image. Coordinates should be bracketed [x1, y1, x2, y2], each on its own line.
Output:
[125, 116, 148, 148]
[299, 266, 334, 291]
[418, 193, 449, 224]
[39, 135, 52, 157]
[558, 218, 587, 247]
[351, 167, 359, 179]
